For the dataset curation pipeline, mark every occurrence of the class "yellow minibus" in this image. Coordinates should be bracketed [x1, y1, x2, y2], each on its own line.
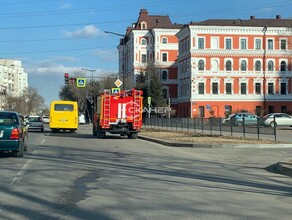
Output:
[49, 100, 78, 133]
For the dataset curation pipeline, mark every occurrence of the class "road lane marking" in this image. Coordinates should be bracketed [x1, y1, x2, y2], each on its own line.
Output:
[10, 159, 33, 186]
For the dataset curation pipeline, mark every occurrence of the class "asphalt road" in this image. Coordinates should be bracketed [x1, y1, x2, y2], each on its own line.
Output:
[0, 124, 292, 220]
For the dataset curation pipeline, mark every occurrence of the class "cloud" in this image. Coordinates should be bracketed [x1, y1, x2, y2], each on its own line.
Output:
[63, 25, 105, 38]
[93, 49, 118, 62]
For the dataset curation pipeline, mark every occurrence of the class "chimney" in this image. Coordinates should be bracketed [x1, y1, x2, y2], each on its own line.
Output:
[250, 15, 256, 20]
[139, 9, 148, 16]
[276, 15, 281, 19]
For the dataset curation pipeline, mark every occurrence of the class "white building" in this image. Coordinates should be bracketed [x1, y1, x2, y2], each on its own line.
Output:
[0, 59, 28, 110]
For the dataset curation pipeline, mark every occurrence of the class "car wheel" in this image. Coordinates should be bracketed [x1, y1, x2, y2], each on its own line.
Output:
[270, 121, 276, 128]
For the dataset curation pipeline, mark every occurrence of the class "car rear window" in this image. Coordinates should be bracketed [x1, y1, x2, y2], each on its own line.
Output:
[0, 113, 19, 125]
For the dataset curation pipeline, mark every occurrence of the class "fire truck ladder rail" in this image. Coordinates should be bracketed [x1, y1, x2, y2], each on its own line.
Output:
[133, 90, 141, 129]
[103, 89, 111, 127]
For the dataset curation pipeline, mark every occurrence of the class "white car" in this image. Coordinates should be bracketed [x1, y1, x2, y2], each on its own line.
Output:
[42, 115, 50, 124]
[262, 113, 292, 128]
[79, 114, 85, 124]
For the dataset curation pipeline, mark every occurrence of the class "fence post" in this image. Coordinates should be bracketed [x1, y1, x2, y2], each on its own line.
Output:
[257, 117, 260, 140]
[243, 117, 246, 138]
[201, 117, 204, 133]
[219, 117, 222, 136]
[194, 117, 196, 133]
[209, 118, 212, 134]
[176, 118, 178, 131]
[187, 117, 190, 132]
[273, 115, 277, 142]
[181, 118, 184, 132]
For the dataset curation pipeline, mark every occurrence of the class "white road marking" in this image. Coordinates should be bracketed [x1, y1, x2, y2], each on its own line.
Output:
[10, 159, 33, 186]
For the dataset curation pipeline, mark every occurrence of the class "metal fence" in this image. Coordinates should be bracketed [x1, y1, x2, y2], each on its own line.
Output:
[142, 117, 277, 141]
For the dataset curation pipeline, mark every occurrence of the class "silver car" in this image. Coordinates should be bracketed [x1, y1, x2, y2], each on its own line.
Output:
[262, 113, 292, 128]
[27, 115, 44, 132]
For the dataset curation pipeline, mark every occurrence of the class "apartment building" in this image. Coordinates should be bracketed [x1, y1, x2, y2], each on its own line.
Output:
[0, 59, 28, 110]
[117, 9, 183, 109]
[176, 15, 292, 118]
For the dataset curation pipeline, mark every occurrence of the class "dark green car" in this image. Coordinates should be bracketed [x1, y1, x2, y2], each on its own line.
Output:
[0, 111, 28, 157]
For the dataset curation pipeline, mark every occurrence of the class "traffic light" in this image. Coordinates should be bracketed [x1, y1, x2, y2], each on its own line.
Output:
[64, 73, 69, 84]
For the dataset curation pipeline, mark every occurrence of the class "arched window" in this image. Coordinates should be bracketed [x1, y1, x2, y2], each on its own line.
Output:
[161, 70, 168, 80]
[198, 60, 204, 70]
[268, 61, 274, 71]
[255, 61, 261, 71]
[226, 60, 232, 71]
[162, 37, 168, 44]
[141, 38, 147, 45]
[241, 60, 247, 71]
[281, 61, 286, 71]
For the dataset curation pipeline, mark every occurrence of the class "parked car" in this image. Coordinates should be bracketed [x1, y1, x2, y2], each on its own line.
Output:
[0, 111, 28, 157]
[27, 115, 44, 132]
[42, 115, 50, 124]
[262, 113, 292, 128]
[223, 112, 259, 126]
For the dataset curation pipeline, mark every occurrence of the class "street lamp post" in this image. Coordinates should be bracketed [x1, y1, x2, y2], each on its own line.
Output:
[81, 68, 96, 123]
[104, 31, 126, 90]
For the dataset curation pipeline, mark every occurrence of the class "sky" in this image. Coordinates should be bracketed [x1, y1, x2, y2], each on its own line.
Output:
[0, 0, 292, 107]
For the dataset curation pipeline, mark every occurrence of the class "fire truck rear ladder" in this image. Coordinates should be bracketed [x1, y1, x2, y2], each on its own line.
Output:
[103, 89, 111, 128]
[133, 90, 140, 129]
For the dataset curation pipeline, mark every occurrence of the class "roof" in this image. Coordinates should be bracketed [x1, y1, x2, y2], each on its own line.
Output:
[190, 16, 292, 27]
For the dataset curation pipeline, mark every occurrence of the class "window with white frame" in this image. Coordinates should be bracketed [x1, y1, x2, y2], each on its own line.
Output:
[162, 37, 168, 44]
[241, 60, 247, 71]
[280, 61, 287, 71]
[255, 39, 261, 49]
[268, 82, 274, 95]
[198, 38, 204, 49]
[280, 39, 287, 50]
[212, 82, 218, 94]
[141, 54, 147, 63]
[198, 83, 205, 94]
[198, 60, 204, 70]
[141, 38, 147, 45]
[162, 53, 168, 62]
[241, 39, 247, 49]
[240, 82, 247, 94]
[225, 83, 232, 94]
[280, 82, 287, 95]
[255, 82, 261, 94]
[255, 61, 261, 71]
[268, 39, 273, 49]
[226, 60, 232, 71]
[225, 38, 232, 49]
[268, 61, 274, 71]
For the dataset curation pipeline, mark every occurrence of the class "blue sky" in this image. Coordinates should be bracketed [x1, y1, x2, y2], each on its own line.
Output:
[0, 0, 291, 107]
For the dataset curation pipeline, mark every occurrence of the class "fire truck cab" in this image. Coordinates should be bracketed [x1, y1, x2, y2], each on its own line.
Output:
[93, 88, 143, 139]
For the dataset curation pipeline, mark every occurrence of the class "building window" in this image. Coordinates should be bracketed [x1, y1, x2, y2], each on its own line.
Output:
[198, 38, 204, 49]
[225, 38, 231, 49]
[268, 61, 274, 71]
[198, 83, 204, 94]
[212, 82, 218, 94]
[226, 60, 232, 71]
[255, 83, 261, 94]
[268, 105, 274, 114]
[241, 60, 247, 71]
[255, 39, 261, 49]
[281, 105, 287, 113]
[280, 61, 286, 71]
[268, 39, 273, 49]
[141, 38, 147, 45]
[161, 70, 168, 80]
[198, 60, 204, 70]
[255, 61, 261, 71]
[268, 83, 274, 95]
[141, 54, 147, 63]
[162, 37, 168, 44]
[241, 83, 247, 94]
[281, 83, 287, 95]
[241, 39, 247, 49]
[225, 83, 232, 94]
[280, 39, 287, 50]
[162, 53, 167, 62]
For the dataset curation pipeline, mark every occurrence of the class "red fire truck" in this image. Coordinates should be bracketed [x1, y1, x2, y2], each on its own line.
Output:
[92, 88, 143, 139]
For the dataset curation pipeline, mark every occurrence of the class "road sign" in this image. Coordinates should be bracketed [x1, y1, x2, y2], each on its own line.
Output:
[114, 79, 123, 88]
[77, 78, 86, 87]
[206, 104, 211, 110]
[112, 88, 120, 94]
[147, 96, 151, 105]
